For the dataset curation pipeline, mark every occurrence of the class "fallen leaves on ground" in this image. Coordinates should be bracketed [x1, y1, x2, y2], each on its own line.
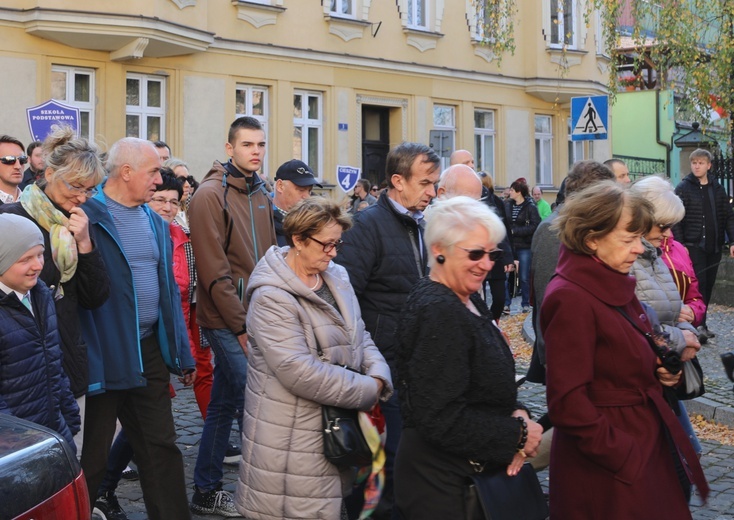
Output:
[691, 415, 734, 446]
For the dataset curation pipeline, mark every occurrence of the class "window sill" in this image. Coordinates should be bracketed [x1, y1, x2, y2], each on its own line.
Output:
[403, 27, 443, 53]
[324, 15, 371, 42]
[545, 47, 588, 67]
[231, 1, 286, 29]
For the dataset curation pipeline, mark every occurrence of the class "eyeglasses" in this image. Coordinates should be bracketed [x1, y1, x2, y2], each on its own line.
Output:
[308, 236, 343, 253]
[657, 223, 673, 232]
[0, 155, 28, 165]
[458, 247, 503, 262]
[150, 196, 181, 206]
[370, 187, 378, 192]
[61, 178, 98, 197]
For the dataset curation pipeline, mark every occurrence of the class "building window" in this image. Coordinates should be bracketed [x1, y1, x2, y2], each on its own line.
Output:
[430, 104, 455, 170]
[550, 0, 576, 48]
[408, 0, 428, 29]
[126, 73, 166, 141]
[330, 0, 354, 17]
[535, 115, 553, 185]
[293, 91, 323, 177]
[50, 66, 95, 141]
[567, 116, 584, 168]
[236, 84, 269, 173]
[474, 109, 495, 177]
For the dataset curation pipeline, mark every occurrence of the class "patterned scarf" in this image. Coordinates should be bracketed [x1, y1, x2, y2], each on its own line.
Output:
[20, 183, 78, 287]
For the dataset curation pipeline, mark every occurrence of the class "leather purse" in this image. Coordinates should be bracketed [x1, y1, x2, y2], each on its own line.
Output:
[464, 463, 549, 520]
[322, 404, 372, 468]
[314, 342, 372, 468]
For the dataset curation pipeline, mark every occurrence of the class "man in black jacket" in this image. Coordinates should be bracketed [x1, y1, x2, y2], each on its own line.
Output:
[336, 142, 440, 520]
[673, 148, 734, 338]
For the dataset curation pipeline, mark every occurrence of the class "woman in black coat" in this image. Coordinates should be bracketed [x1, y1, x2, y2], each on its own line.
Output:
[394, 196, 543, 519]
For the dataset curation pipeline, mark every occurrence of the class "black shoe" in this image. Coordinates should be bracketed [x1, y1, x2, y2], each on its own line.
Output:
[190, 484, 240, 517]
[223, 443, 241, 465]
[94, 491, 128, 520]
[698, 325, 716, 339]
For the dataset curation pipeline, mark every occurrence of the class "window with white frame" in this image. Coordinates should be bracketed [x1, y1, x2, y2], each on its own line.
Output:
[293, 91, 323, 178]
[126, 73, 166, 141]
[236, 84, 269, 173]
[549, 0, 577, 48]
[407, 0, 428, 29]
[50, 66, 95, 141]
[535, 115, 553, 185]
[430, 104, 455, 170]
[474, 109, 495, 177]
[330, 0, 354, 17]
[567, 116, 584, 168]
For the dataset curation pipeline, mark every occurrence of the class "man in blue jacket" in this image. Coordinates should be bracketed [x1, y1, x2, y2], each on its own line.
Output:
[78, 138, 195, 520]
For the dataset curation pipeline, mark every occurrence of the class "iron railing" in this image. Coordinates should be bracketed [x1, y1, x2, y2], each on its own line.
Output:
[712, 154, 734, 200]
[612, 154, 667, 181]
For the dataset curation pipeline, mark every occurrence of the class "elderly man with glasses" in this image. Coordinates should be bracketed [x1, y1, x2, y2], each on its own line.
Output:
[0, 135, 26, 205]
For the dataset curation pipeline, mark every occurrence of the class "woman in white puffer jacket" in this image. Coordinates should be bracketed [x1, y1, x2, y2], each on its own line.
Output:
[234, 197, 393, 520]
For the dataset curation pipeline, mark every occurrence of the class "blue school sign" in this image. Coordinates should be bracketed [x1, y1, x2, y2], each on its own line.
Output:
[26, 100, 80, 141]
[571, 96, 608, 141]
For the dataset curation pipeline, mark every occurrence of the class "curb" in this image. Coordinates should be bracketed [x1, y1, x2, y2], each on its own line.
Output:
[519, 314, 734, 428]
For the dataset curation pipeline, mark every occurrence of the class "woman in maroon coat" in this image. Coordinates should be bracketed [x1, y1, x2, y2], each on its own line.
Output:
[541, 181, 708, 519]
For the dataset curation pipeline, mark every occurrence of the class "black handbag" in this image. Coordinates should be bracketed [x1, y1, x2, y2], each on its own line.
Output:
[322, 404, 372, 468]
[314, 343, 372, 468]
[464, 463, 549, 520]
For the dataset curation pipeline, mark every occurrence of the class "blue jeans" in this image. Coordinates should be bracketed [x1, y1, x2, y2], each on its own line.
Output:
[677, 401, 702, 454]
[98, 429, 134, 495]
[194, 328, 248, 492]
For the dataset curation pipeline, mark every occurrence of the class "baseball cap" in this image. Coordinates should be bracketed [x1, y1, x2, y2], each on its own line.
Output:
[275, 159, 322, 188]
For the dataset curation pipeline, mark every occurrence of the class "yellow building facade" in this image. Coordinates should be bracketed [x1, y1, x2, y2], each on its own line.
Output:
[0, 0, 611, 193]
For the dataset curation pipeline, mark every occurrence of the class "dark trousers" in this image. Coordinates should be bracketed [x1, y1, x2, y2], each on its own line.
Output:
[81, 336, 190, 520]
[485, 278, 506, 322]
[98, 429, 134, 495]
[688, 247, 722, 326]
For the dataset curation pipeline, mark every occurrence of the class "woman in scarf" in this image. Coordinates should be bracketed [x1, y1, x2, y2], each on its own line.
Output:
[0, 124, 110, 451]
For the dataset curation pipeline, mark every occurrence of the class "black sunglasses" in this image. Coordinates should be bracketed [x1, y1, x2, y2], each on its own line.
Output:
[308, 236, 343, 253]
[458, 247, 503, 262]
[0, 155, 28, 165]
[657, 223, 673, 232]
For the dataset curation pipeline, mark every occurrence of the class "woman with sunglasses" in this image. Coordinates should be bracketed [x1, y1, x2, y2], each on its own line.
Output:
[234, 197, 392, 519]
[0, 125, 110, 452]
[393, 196, 543, 519]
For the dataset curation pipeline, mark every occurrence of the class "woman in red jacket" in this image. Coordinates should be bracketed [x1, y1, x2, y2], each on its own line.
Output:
[541, 181, 708, 519]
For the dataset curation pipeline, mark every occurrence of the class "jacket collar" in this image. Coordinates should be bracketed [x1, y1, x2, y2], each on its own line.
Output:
[555, 244, 638, 307]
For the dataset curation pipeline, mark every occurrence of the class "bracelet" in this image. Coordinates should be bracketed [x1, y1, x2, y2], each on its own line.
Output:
[515, 416, 528, 452]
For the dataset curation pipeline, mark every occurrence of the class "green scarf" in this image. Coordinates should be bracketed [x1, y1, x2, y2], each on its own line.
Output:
[20, 183, 78, 287]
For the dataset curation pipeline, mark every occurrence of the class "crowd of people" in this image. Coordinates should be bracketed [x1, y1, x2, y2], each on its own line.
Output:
[0, 117, 730, 519]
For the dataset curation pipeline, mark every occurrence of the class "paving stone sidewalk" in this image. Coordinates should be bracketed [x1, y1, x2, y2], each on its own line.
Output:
[112, 300, 734, 519]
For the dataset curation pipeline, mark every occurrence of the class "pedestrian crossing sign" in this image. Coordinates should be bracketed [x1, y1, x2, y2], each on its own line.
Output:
[571, 95, 608, 141]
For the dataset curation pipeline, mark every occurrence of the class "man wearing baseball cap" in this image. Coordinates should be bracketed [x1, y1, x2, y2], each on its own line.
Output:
[272, 159, 322, 246]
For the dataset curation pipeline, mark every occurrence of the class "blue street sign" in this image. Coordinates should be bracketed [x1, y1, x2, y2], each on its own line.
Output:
[571, 96, 608, 141]
[26, 99, 80, 142]
[336, 165, 360, 193]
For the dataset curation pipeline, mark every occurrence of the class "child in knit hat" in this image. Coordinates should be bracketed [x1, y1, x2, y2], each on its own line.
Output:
[0, 213, 80, 451]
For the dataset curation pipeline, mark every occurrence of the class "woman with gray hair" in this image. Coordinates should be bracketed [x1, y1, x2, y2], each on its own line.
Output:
[629, 175, 704, 455]
[394, 196, 543, 518]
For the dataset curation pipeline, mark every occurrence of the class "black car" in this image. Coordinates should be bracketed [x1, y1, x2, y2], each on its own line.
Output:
[0, 414, 90, 520]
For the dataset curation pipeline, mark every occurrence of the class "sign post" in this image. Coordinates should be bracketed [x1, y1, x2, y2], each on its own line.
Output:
[571, 96, 608, 141]
[26, 100, 80, 142]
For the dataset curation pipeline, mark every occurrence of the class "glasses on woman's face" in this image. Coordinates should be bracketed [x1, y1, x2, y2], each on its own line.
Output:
[308, 236, 343, 253]
[370, 187, 378, 193]
[457, 247, 503, 262]
[657, 223, 673, 232]
[150, 196, 181, 207]
[61, 178, 98, 198]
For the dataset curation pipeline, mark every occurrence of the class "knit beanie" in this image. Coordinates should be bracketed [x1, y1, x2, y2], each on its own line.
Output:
[0, 213, 44, 275]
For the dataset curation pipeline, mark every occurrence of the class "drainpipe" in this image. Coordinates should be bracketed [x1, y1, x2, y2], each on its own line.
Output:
[656, 89, 673, 176]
